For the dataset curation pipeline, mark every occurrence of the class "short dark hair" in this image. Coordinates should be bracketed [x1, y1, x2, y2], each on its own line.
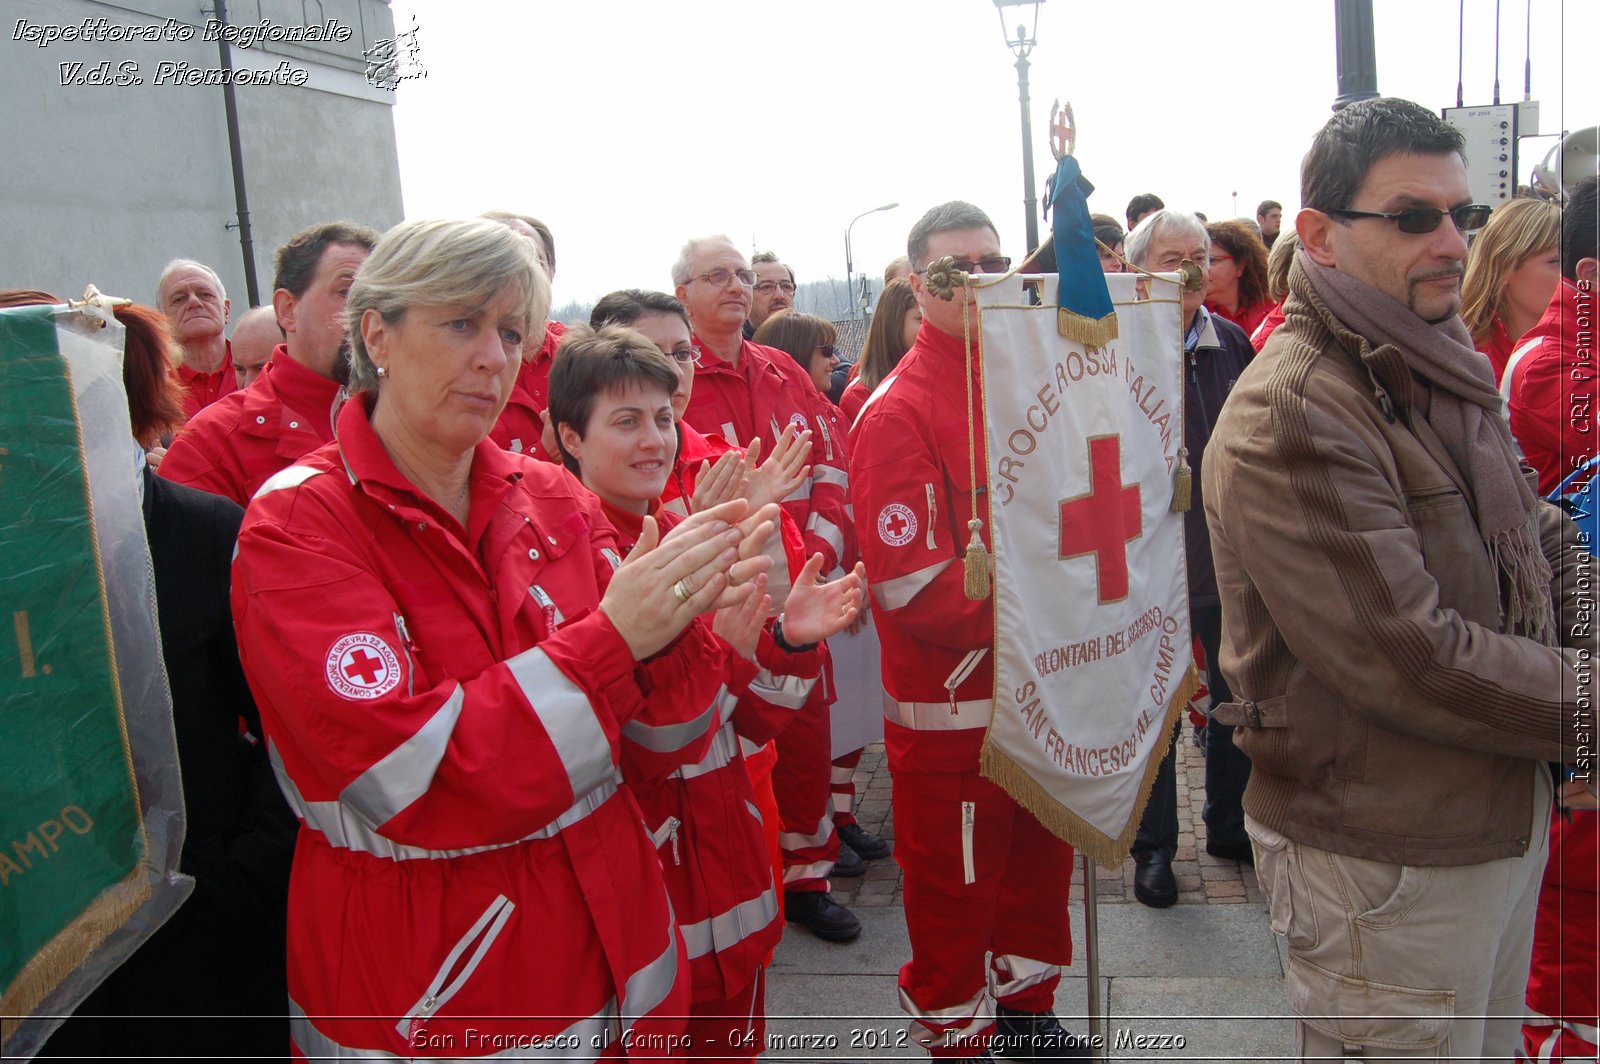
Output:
[907, 201, 1000, 271]
[546, 323, 680, 474]
[1125, 193, 1165, 230]
[590, 289, 691, 333]
[1091, 212, 1125, 249]
[751, 311, 836, 381]
[1301, 97, 1465, 214]
[273, 221, 379, 297]
[1562, 175, 1600, 281]
[1256, 199, 1282, 217]
[751, 250, 794, 285]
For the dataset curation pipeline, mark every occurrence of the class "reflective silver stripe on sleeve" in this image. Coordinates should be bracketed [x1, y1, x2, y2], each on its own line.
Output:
[811, 464, 849, 491]
[622, 685, 720, 752]
[661, 496, 689, 518]
[749, 669, 815, 710]
[619, 933, 680, 1036]
[252, 464, 322, 500]
[340, 686, 466, 827]
[744, 799, 762, 824]
[805, 513, 846, 560]
[901, 986, 993, 1052]
[780, 859, 834, 884]
[670, 722, 740, 781]
[271, 740, 621, 861]
[739, 735, 765, 758]
[872, 559, 952, 611]
[677, 887, 779, 960]
[507, 648, 615, 799]
[781, 480, 812, 503]
[289, 993, 620, 1059]
[883, 692, 994, 731]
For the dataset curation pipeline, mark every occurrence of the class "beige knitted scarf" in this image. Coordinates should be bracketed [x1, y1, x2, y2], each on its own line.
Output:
[1301, 251, 1556, 646]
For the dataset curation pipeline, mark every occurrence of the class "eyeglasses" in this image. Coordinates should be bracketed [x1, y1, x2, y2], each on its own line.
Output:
[815, 344, 837, 359]
[1209, 253, 1233, 264]
[1328, 203, 1493, 235]
[667, 345, 702, 366]
[689, 267, 757, 289]
[754, 280, 796, 296]
[945, 257, 1012, 275]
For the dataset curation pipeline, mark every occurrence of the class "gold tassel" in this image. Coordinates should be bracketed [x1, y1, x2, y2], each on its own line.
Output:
[1057, 308, 1120, 349]
[1170, 447, 1192, 512]
[963, 518, 991, 600]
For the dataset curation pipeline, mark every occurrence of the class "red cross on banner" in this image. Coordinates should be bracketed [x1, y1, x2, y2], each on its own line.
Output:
[343, 648, 385, 685]
[1058, 434, 1142, 603]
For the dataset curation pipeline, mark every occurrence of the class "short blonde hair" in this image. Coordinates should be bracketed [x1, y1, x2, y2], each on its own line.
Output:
[346, 218, 550, 395]
[1460, 198, 1562, 341]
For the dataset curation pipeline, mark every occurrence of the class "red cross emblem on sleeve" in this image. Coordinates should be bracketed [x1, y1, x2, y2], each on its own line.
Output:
[1058, 434, 1142, 603]
[326, 633, 404, 700]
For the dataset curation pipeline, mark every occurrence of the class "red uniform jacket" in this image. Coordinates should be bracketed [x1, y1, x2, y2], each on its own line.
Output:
[1508, 280, 1595, 495]
[175, 340, 237, 421]
[848, 323, 994, 775]
[160, 348, 340, 506]
[232, 398, 723, 1057]
[599, 500, 784, 1005]
[489, 320, 566, 461]
[838, 376, 870, 426]
[1475, 314, 1517, 386]
[683, 338, 856, 577]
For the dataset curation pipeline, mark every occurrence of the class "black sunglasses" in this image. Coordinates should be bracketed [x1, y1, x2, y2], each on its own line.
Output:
[1328, 203, 1493, 235]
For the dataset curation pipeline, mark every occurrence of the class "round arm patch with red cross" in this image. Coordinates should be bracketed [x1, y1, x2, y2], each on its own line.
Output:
[876, 502, 917, 547]
[326, 633, 404, 700]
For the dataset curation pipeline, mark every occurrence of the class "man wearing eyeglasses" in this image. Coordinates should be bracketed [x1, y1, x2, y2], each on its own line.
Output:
[672, 234, 863, 944]
[1204, 97, 1592, 1061]
[745, 251, 796, 338]
[850, 201, 1088, 1061]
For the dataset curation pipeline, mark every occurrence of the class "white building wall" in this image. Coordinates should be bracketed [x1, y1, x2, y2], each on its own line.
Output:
[0, 0, 404, 310]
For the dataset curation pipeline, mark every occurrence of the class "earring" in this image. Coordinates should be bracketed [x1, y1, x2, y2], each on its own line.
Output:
[375, 365, 388, 378]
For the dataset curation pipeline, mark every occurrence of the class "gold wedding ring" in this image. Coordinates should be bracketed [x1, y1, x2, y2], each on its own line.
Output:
[672, 578, 693, 604]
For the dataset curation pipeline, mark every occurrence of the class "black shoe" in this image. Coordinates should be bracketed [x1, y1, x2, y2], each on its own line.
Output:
[994, 1005, 1092, 1060]
[1205, 837, 1255, 865]
[1133, 852, 1178, 908]
[832, 842, 866, 877]
[837, 821, 892, 860]
[784, 890, 862, 942]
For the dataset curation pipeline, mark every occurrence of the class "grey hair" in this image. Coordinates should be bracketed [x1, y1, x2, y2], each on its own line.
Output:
[907, 201, 1000, 271]
[345, 218, 551, 396]
[751, 250, 795, 284]
[671, 235, 741, 288]
[157, 258, 227, 304]
[1125, 209, 1210, 269]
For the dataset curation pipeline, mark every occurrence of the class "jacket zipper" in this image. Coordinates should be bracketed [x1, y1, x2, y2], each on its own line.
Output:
[943, 648, 988, 713]
[960, 802, 976, 885]
[396, 894, 516, 1042]
[651, 815, 682, 866]
[393, 613, 416, 698]
[816, 416, 834, 460]
[924, 483, 938, 550]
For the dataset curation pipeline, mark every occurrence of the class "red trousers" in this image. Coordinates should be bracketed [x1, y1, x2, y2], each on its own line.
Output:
[772, 684, 838, 892]
[891, 764, 1075, 1057]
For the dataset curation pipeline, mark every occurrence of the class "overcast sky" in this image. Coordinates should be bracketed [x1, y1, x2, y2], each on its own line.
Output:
[387, 0, 1594, 309]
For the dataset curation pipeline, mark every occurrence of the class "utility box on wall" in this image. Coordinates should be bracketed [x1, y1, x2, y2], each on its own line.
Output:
[1443, 104, 1520, 205]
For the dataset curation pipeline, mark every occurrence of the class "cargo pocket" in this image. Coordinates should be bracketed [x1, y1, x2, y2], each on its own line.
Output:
[1245, 817, 1318, 951]
[1288, 954, 1453, 1053]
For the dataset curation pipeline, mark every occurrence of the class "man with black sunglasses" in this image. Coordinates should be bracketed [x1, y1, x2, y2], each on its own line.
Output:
[1204, 97, 1592, 1060]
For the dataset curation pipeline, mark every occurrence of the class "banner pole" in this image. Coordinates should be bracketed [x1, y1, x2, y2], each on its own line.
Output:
[1082, 850, 1105, 1059]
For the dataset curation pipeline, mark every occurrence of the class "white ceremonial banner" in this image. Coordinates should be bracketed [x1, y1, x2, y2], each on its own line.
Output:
[975, 271, 1198, 866]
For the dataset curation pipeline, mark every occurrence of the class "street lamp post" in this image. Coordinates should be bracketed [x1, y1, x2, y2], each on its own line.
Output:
[845, 202, 900, 322]
[993, 0, 1045, 254]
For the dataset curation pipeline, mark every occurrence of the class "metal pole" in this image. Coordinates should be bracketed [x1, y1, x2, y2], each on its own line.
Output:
[1332, 0, 1379, 112]
[1015, 48, 1039, 253]
[1082, 851, 1105, 1059]
[213, 0, 261, 305]
[845, 226, 856, 324]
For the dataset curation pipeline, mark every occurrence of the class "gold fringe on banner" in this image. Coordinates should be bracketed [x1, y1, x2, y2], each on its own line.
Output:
[1170, 447, 1193, 512]
[980, 664, 1201, 867]
[1, 874, 152, 1047]
[1057, 307, 1119, 350]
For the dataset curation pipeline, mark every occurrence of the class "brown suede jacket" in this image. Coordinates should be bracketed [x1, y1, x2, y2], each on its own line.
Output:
[1203, 260, 1593, 866]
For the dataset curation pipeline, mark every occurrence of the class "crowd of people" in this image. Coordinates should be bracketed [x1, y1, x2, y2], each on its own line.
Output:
[12, 93, 1597, 1062]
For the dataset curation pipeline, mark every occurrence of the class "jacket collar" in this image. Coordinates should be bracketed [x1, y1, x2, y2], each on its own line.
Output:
[914, 320, 984, 372]
[1285, 256, 1415, 420]
[244, 347, 343, 436]
[1522, 277, 1585, 347]
[334, 395, 523, 547]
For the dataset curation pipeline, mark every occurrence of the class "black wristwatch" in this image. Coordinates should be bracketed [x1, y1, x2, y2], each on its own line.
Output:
[771, 614, 818, 654]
